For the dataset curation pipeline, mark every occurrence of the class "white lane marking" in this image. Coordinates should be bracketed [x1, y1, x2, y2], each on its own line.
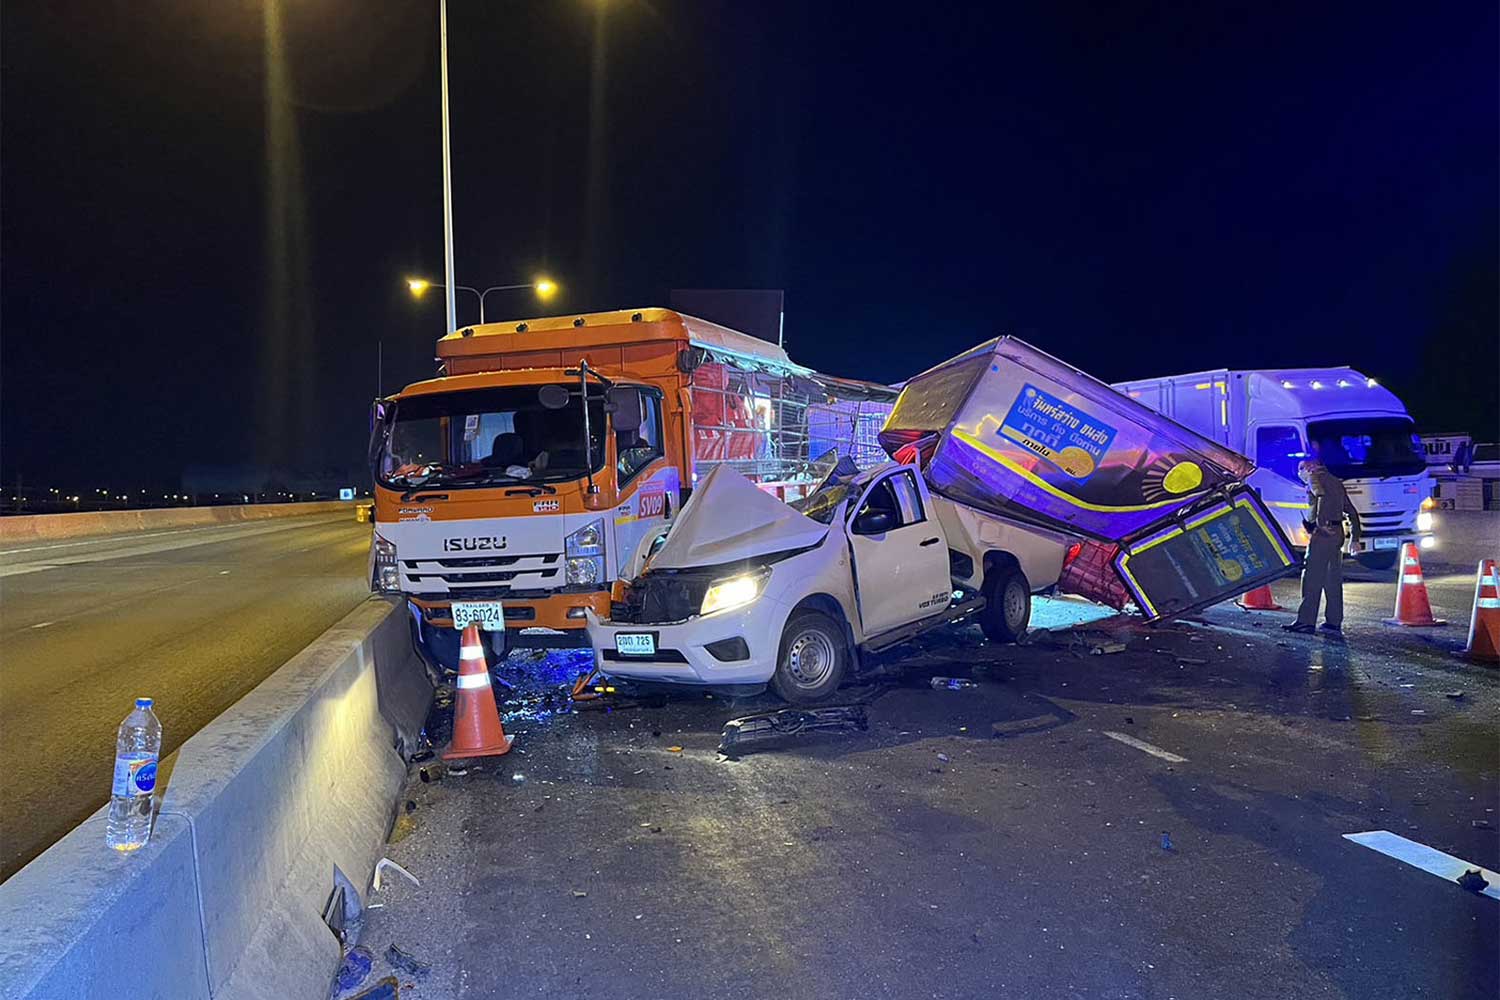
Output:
[1344, 831, 1500, 900]
[0, 528, 203, 555]
[1103, 730, 1188, 763]
[29, 621, 54, 629]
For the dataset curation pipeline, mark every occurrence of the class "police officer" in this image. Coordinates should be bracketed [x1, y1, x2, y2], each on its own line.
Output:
[1284, 450, 1358, 635]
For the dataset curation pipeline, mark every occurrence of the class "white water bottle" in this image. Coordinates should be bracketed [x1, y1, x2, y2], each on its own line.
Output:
[106, 698, 161, 851]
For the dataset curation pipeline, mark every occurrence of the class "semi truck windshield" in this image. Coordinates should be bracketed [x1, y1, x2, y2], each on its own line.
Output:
[1307, 417, 1425, 479]
[379, 385, 605, 488]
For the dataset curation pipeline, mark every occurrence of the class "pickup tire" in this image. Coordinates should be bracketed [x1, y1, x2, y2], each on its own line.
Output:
[979, 565, 1030, 643]
[771, 610, 848, 704]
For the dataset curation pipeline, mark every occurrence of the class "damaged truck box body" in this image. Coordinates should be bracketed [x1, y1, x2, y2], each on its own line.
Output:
[587, 337, 1297, 702]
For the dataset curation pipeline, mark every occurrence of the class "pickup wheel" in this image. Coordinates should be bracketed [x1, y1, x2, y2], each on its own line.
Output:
[979, 566, 1030, 643]
[770, 610, 847, 704]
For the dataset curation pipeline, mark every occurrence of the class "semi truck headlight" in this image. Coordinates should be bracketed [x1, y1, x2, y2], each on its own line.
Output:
[1420, 535, 1436, 550]
[565, 520, 606, 587]
[566, 557, 601, 585]
[372, 536, 400, 593]
[700, 570, 770, 616]
[1417, 511, 1434, 532]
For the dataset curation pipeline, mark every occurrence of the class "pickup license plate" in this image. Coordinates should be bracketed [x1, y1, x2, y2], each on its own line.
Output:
[451, 601, 505, 631]
[1373, 537, 1399, 550]
[614, 633, 656, 657]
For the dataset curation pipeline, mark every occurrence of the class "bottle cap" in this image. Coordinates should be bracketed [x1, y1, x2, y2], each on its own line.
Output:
[136, 697, 153, 708]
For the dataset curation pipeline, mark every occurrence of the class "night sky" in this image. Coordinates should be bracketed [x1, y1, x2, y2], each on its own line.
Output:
[3, 1, 1496, 493]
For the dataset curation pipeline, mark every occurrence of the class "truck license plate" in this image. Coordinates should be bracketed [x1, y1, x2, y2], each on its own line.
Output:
[451, 601, 505, 631]
[615, 633, 656, 656]
[1373, 537, 1399, 550]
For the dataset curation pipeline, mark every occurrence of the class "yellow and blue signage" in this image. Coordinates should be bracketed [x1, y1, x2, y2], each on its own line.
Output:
[999, 384, 1118, 479]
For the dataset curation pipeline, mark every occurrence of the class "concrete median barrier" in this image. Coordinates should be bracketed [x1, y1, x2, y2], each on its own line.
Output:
[0, 597, 432, 1000]
[0, 500, 355, 545]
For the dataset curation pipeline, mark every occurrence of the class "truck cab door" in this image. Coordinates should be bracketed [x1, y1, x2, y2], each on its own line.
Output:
[847, 468, 952, 636]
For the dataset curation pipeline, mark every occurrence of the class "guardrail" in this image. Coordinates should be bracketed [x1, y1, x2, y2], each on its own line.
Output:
[0, 598, 431, 1000]
[0, 500, 358, 545]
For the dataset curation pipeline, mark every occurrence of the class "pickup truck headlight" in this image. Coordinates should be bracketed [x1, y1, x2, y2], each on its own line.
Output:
[372, 535, 400, 593]
[565, 519, 606, 587]
[700, 569, 770, 617]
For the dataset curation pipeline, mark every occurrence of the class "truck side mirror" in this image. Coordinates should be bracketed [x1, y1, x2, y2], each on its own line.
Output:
[853, 509, 897, 535]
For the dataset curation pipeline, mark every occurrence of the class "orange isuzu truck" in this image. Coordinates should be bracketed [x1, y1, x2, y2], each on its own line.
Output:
[368, 307, 894, 669]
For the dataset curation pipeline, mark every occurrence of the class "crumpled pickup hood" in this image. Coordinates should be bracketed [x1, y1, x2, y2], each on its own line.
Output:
[648, 466, 828, 570]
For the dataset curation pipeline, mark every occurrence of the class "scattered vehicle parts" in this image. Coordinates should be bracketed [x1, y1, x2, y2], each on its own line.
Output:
[718, 705, 869, 756]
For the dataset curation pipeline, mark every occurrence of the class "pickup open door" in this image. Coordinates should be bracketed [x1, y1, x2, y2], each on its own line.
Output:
[848, 467, 952, 636]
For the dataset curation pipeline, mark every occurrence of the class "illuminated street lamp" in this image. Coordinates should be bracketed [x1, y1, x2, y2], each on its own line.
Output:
[405, 277, 559, 324]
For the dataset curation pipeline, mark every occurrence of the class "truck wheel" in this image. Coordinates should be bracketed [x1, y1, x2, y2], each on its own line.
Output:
[1355, 550, 1399, 571]
[979, 566, 1030, 643]
[771, 610, 847, 704]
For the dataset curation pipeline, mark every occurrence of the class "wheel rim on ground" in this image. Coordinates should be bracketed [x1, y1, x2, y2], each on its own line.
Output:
[786, 627, 837, 688]
[1005, 581, 1027, 630]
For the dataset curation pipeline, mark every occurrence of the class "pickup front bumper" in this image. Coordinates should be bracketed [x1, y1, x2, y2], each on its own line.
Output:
[584, 596, 793, 687]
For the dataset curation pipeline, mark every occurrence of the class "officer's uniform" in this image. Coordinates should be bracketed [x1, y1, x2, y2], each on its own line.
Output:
[1295, 464, 1356, 629]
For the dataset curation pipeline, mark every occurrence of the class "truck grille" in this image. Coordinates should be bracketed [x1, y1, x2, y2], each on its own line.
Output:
[401, 552, 563, 596]
[1357, 511, 1413, 536]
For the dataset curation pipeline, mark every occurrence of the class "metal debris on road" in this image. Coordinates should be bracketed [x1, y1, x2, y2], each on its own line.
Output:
[930, 676, 979, 690]
[1175, 656, 1208, 665]
[373, 858, 420, 892]
[1091, 642, 1127, 655]
[667, 746, 684, 752]
[572, 889, 588, 897]
[385, 944, 431, 979]
[717, 704, 870, 757]
[1445, 691, 1466, 700]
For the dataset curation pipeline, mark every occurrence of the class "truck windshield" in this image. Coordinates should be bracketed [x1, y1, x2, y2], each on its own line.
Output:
[379, 385, 605, 489]
[1306, 417, 1425, 480]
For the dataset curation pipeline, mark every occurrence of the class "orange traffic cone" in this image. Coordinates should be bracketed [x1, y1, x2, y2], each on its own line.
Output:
[1461, 558, 1500, 664]
[1383, 543, 1447, 628]
[442, 625, 514, 760]
[1236, 584, 1285, 611]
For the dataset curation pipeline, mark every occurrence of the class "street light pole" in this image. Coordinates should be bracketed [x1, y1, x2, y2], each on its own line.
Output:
[439, 0, 457, 335]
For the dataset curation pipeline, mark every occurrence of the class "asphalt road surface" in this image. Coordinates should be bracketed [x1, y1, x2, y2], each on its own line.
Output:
[352, 530, 1498, 1000]
[0, 513, 372, 880]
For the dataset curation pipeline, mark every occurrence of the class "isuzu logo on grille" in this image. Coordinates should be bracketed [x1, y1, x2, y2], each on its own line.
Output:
[442, 536, 508, 552]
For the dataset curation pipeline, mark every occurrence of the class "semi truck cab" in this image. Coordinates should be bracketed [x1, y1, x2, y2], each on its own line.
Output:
[1114, 369, 1435, 570]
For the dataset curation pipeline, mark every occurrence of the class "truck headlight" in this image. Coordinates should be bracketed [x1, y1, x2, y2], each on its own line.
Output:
[372, 535, 400, 593]
[1416, 511, 1434, 532]
[700, 569, 770, 617]
[565, 519, 606, 587]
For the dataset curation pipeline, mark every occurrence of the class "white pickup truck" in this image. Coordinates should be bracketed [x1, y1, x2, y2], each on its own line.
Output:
[586, 460, 1071, 702]
[586, 336, 1298, 702]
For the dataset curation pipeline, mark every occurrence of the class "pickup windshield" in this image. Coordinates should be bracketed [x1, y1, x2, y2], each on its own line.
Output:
[1307, 416, 1425, 480]
[378, 385, 605, 489]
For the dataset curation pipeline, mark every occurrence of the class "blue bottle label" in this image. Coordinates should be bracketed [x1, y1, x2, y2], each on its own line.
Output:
[112, 754, 159, 796]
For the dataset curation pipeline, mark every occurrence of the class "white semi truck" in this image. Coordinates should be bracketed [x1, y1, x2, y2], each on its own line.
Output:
[1112, 368, 1436, 570]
